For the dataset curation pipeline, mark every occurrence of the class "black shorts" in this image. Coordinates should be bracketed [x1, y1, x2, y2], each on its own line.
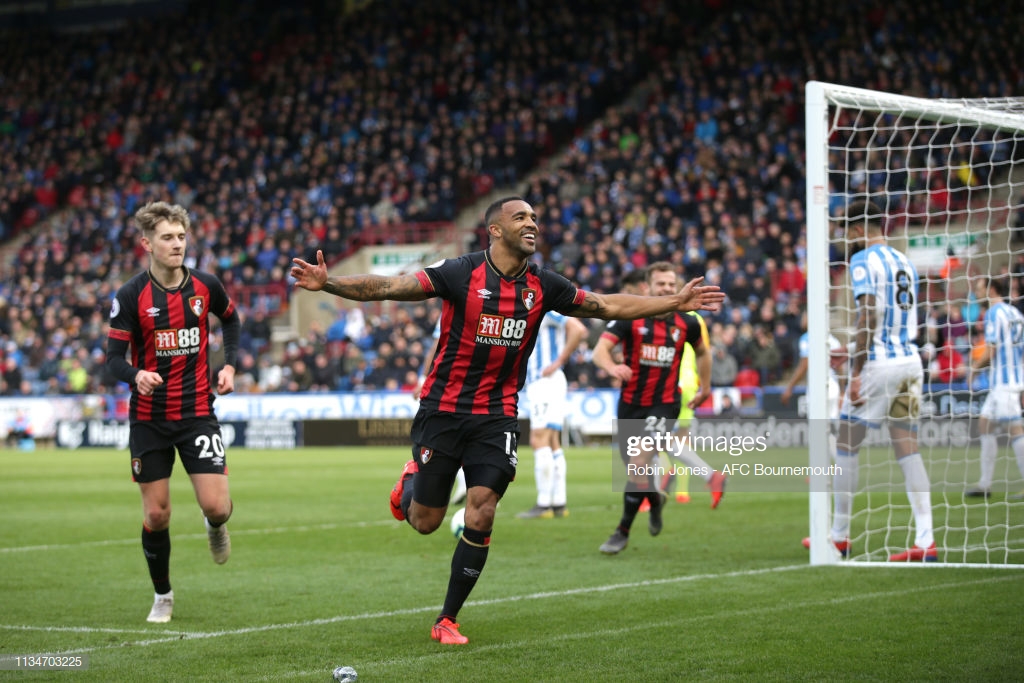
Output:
[617, 400, 680, 427]
[616, 401, 680, 464]
[410, 409, 519, 507]
[129, 416, 228, 483]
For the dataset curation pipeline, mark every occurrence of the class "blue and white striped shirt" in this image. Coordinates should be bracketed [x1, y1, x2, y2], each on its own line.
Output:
[526, 312, 569, 386]
[984, 301, 1024, 391]
[849, 244, 919, 362]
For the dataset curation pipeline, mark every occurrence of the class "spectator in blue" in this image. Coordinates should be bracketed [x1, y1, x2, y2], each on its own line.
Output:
[7, 409, 34, 449]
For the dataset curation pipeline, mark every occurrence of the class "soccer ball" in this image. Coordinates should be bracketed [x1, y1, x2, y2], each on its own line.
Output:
[332, 665, 358, 682]
[450, 507, 466, 539]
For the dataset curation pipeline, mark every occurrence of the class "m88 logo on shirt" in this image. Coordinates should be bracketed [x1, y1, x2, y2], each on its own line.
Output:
[639, 343, 675, 366]
[154, 327, 202, 357]
[476, 314, 527, 347]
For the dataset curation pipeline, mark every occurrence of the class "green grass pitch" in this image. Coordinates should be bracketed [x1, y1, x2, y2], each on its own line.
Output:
[1, 446, 1023, 681]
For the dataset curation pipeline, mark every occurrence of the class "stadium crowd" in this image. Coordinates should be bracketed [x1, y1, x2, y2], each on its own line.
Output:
[1, 0, 1022, 399]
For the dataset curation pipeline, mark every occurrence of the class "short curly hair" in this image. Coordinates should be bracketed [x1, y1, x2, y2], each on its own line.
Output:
[134, 201, 190, 237]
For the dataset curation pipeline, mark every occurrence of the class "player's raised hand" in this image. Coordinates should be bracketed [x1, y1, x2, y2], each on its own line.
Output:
[676, 276, 725, 312]
[290, 250, 328, 291]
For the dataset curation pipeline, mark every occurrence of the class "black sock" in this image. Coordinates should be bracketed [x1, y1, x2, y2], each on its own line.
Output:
[440, 526, 490, 619]
[647, 490, 663, 509]
[142, 526, 171, 595]
[400, 474, 415, 520]
[207, 501, 232, 528]
[614, 485, 647, 532]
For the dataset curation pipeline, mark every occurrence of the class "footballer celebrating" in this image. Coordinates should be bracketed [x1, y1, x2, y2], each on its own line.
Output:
[291, 196, 724, 644]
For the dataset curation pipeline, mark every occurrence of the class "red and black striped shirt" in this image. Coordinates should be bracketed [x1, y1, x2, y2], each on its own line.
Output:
[601, 312, 705, 408]
[106, 268, 238, 422]
[417, 250, 585, 417]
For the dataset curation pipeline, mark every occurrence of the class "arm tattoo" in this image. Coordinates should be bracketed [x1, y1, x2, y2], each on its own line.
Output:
[323, 274, 426, 301]
[576, 291, 610, 319]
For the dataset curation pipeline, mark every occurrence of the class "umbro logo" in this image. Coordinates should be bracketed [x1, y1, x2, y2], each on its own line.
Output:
[146, 307, 161, 317]
[477, 288, 492, 299]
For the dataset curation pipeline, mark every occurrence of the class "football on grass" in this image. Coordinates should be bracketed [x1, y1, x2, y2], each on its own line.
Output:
[332, 665, 357, 682]
[450, 507, 466, 539]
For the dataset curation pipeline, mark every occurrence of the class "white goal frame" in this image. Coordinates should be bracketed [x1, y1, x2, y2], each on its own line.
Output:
[805, 80, 1024, 567]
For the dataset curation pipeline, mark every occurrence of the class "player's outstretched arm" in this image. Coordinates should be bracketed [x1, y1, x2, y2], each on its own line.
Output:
[574, 277, 724, 320]
[291, 250, 428, 302]
[676, 276, 726, 312]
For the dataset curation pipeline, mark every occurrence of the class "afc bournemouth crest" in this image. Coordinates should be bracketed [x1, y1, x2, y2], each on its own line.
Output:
[419, 447, 433, 465]
[189, 296, 205, 317]
[521, 288, 536, 310]
[132, 458, 142, 477]
[670, 326, 681, 342]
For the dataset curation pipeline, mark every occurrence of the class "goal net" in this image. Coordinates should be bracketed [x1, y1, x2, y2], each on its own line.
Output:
[805, 81, 1024, 566]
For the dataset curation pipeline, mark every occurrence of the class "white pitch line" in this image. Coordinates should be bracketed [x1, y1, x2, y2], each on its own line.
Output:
[4, 565, 1019, 675]
[0, 624, 192, 637]
[253, 572, 1024, 681]
[0, 521, 395, 554]
[0, 507, 618, 554]
[1, 564, 809, 650]
[5, 565, 1022, 664]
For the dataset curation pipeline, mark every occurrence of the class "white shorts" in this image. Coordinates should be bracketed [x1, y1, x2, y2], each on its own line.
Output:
[840, 356, 922, 428]
[980, 387, 1023, 424]
[525, 371, 568, 431]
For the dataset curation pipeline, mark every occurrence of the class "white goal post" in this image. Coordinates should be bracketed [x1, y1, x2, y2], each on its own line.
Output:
[805, 81, 1024, 566]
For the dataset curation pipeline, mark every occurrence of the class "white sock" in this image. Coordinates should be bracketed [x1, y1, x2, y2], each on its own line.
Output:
[551, 448, 567, 507]
[1012, 435, 1024, 480]
[155, 589, 173, 600]
[979, 433, 998, 491]
[452, 469, 467, 500]
[533, 447, 553, 507]
[898, 453, 934, 548]
[672, 448, 714, 483]
[831, 449, 859, 541]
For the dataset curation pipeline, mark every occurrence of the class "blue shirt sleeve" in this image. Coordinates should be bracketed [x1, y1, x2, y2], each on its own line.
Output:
[849, 251, 873, 300]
